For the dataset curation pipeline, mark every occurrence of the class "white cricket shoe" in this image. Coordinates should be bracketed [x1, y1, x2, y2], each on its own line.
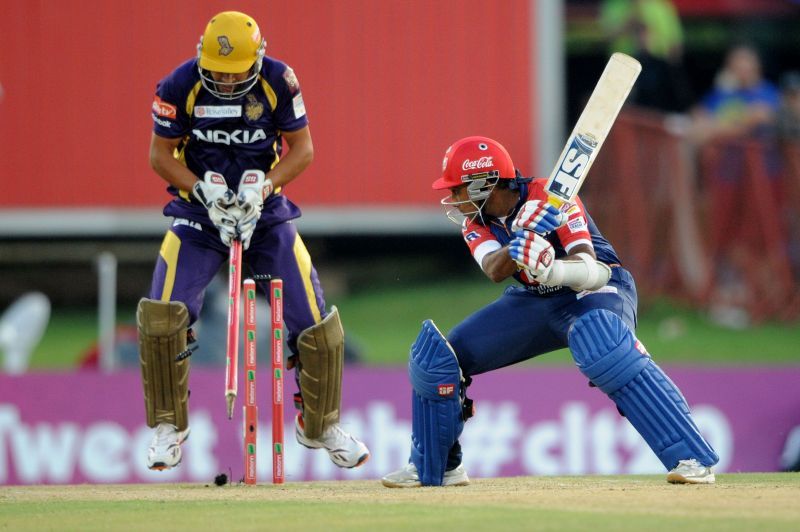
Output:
[295, 413, 370, 468]
[146, 423, 190, 471]
[667, 459, 716, 484]
[381, 461, 470, 488]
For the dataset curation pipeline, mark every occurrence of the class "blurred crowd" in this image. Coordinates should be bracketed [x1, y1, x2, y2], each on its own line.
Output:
[594, 0, 800, 327]
[594, 0, 799, 472]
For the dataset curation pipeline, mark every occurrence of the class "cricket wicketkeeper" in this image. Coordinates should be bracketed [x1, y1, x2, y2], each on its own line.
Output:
[138, 11, 368, 471]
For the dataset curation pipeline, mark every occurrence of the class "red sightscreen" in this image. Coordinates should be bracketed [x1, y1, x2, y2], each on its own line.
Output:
[0, 0, 535, 208]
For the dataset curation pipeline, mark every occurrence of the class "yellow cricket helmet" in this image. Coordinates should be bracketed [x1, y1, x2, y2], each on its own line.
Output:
[197, 11, 266, 100]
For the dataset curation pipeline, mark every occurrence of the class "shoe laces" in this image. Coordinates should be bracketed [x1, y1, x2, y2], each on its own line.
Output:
[154, 424, 177, 446]
[321, 423, 350, 445]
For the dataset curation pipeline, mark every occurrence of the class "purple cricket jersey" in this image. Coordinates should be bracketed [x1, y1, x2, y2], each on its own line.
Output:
[147, 56, 326, 355]
[150, 55, 308, 229]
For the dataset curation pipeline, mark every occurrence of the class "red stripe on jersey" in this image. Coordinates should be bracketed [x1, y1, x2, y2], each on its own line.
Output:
[462, 219, 497, 254]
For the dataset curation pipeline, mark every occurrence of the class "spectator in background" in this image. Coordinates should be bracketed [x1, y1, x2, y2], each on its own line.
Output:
[777, 71, 800, 280]
[691, 44, 780, 145]
[600, 0, 692, 112]
[689, 44, 785, 325]
[601, 0, 683, 62]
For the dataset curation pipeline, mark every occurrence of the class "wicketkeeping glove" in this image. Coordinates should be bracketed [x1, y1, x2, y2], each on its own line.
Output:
[508, 230, 556, 282]
[192, 171, 238, 246]
[511, 200, 568, 235]
[236, 169, 273, 250]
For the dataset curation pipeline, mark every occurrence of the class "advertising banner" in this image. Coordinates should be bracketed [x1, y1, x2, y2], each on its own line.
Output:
[1, 367, 797, 485]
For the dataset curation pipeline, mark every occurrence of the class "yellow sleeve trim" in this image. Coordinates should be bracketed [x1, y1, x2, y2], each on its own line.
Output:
[260, 77, 278, 112]
[185, 81, 202, 117]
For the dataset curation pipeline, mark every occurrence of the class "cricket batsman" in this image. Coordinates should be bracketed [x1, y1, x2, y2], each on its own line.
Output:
[139, 11, 368, 471]
[382, 136, 718, 487]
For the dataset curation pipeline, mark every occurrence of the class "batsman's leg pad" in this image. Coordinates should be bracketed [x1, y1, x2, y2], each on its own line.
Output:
[137, 298, 191, 431]
[569, 309, 718, 470]
[298, 306, 344, 440]
[408, 320, 465, 486]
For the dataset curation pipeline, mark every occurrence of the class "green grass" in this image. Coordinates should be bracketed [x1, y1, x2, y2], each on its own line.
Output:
[338, 279, 800, 365]
[2, 474, 799, 531]
[633, 299, 800, 364]
[31, 308, 108, 369]
[30, 279, 800, 368]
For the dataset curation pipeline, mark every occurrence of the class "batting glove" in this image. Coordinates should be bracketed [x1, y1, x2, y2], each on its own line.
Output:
[511, 200, 568, 235]
[236, 170, 273, 250]
[192, 171, 239, 246]
[508, 230, 555, 281]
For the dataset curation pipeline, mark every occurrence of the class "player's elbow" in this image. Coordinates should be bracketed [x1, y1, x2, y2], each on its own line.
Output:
[485, 268, 509, 283]
[149, 145, 166, 173]
[148, 151, 160, 173]
[299, 141, 314, 167]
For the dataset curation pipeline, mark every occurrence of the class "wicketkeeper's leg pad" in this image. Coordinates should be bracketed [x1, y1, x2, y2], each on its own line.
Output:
[137, 298, 191, 431]
[409, 320, 465, 486]
[569, 309, 718, 470]
[297, 306, 344, 440]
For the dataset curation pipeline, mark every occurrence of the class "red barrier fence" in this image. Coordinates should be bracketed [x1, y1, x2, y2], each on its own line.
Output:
[585, 108, 800, 322]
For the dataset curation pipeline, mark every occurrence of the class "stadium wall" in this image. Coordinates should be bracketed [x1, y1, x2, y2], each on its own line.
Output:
[0, 0, 536, 235]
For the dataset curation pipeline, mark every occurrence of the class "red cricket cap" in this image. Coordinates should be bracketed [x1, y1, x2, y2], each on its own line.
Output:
[433, 136, 515, 190]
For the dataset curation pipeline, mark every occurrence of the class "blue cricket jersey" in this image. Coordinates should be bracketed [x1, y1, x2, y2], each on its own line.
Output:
[462, 179, 621, 294]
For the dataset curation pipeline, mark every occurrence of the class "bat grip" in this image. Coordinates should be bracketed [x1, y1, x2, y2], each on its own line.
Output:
[547, 196, 565, 209]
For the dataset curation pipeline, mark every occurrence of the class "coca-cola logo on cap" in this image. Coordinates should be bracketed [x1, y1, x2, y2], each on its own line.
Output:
[462, 156, 494, 171]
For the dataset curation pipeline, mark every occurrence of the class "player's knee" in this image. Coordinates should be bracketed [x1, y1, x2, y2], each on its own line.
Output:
[568, 309, 649, 395]
[445, 326, 473, 376]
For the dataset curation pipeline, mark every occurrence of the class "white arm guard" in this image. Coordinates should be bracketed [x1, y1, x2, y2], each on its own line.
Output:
[540, 252, 612, 291]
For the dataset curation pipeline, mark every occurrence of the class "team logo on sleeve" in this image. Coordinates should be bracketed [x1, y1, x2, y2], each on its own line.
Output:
[283, 67, 300, 94]
[292, 93, 306, 119]
[244, 94, 264, 121]
[152, 113, 172, 128]
[217, 36, 234, 56]
[152, 96, 176, 119]
[567, 216, 587, 233]
[464, 231, 480, 242]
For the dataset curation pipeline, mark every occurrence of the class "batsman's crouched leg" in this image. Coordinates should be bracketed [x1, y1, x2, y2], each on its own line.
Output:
[406, 320, 470, 487]
[568, 309, 718, 480]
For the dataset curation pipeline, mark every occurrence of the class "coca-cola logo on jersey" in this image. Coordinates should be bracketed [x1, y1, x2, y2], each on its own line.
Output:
[461, 156, 494, 171]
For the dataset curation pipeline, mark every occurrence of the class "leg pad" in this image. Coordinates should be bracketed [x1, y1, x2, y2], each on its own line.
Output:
[137, 299, 191, 431]
[409, 320, 464, 486]
[298, 307, 344, 439]
[569, 310, 718, 469]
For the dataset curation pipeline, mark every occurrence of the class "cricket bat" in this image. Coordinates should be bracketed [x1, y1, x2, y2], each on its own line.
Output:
[545, 53, 642, 207]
